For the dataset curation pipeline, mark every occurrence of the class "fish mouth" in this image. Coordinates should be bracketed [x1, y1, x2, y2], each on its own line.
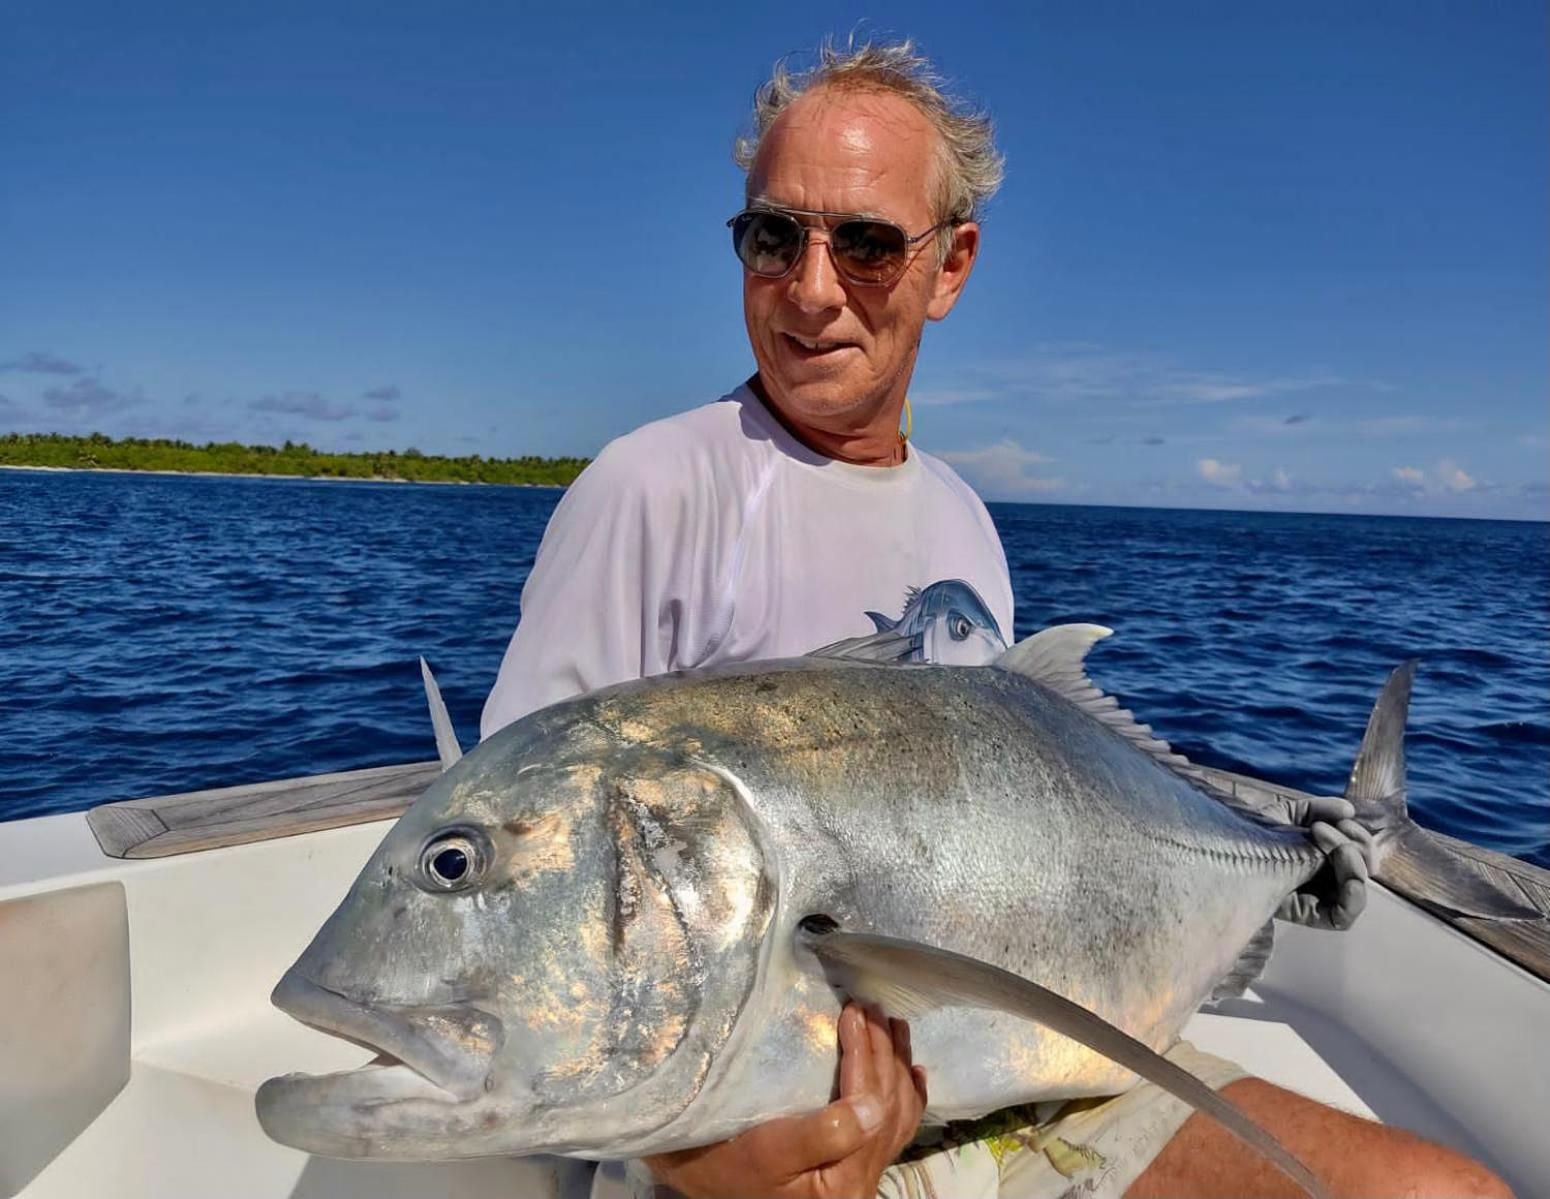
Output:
[257, 971, 506, 1153]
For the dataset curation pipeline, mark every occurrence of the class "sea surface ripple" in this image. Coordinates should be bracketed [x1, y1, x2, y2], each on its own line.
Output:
[2, 470, 1547, 868]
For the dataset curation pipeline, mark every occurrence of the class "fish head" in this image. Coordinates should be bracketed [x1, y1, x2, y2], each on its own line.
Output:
[256, 720, 776, 1160]
[913, 581, 1008, 666]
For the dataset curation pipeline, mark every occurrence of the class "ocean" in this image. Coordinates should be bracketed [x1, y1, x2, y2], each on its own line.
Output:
[2, 468, 1546, 867]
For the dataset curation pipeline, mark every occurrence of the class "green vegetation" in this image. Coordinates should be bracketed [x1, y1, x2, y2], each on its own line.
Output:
[0, 432, 589, 486]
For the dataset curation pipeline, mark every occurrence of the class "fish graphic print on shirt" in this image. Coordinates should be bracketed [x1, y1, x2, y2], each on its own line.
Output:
[812, 578, 1008, 666]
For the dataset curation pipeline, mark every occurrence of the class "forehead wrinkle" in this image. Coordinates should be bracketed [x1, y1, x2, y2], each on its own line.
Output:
[744, 194, 891, 222]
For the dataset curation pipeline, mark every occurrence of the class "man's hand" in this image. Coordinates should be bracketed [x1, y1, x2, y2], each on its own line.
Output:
[1265, 794, 1375, 931]
[643, 1003, 927, 1199]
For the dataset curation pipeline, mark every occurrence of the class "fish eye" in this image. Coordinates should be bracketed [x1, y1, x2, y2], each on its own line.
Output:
[949, 613, 973, 640]
[416, 829, 488, 893]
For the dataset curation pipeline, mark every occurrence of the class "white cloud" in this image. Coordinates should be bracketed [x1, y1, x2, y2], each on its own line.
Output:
[1391, 460, 1477, 495]
[1196, 457, 1243, 487]
[1437, 458, 1476, 493]
[1157, 375, 1352, 405]
[1160, 381, 1265, 403]
[939, 439, 1064, 499]
[911, 344, 1379, 411]
[1271, 467, 1292, 491]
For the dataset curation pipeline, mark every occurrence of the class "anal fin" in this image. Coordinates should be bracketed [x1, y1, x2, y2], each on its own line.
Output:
[1207, 920, 1275, 1005]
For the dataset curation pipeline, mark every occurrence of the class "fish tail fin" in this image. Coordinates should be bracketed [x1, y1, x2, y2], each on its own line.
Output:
[1350, 662, 1537, 921]
[1343, 660, 1415, 838]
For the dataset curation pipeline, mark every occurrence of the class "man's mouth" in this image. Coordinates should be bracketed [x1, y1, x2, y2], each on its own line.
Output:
[782, 332, 858, 360]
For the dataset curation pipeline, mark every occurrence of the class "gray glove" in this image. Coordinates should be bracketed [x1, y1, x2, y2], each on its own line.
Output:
[1265, 795, 1374, 932]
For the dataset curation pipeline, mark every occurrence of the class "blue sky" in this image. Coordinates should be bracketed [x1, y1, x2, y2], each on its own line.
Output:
[2, 1, 1545, 518]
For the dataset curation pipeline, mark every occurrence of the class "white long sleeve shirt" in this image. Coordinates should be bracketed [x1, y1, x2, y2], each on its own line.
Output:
[480, 384, 1014, 739]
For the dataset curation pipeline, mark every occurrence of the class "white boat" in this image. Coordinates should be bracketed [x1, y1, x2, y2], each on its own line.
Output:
[2, 760, 1547, 1198]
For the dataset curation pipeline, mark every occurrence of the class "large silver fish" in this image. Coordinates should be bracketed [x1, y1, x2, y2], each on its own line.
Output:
[255, 626, 1526, 1190]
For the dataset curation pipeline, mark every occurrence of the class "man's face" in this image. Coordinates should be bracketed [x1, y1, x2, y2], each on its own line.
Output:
[742, 87, 978, 435]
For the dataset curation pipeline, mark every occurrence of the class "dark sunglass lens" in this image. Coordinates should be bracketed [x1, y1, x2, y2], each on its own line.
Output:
[833, 220, 909, 283]
[733, 211, 803, 277]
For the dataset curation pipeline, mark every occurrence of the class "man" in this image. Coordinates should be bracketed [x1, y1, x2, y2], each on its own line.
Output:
[483, 38, 1510, 1199]
[479, 37, 1011, 733]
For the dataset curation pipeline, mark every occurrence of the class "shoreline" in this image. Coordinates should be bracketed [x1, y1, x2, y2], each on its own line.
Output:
[0, 463, 566, 489]
[3, 463, 1543, 522]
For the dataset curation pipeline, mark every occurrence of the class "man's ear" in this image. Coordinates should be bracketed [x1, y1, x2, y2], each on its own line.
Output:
[927, 221, 980, 322]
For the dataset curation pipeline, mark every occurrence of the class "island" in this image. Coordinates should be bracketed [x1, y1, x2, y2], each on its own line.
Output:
[0, 432, 590, 487]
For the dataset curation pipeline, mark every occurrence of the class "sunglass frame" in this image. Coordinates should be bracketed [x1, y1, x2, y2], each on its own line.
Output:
[727, 205, 959, 287]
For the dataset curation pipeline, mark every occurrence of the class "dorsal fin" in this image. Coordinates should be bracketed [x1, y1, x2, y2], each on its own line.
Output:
[864, 611, 895, 633]
[901, 585, 922, 610]
[994, 625, 1192, 770]
[419, 657, 463, 771]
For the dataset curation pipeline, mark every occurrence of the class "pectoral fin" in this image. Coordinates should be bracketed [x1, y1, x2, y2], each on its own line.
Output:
[419, 657, 463, 771]
[808, 628, 917, 662]
[798, 922, 1326, 1199]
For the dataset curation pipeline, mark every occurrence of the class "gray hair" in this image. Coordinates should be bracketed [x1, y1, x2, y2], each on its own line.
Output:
[733, 36, 1005, 229]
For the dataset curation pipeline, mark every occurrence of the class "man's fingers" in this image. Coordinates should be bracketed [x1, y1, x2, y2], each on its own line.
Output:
[1336, 817, 1377, 869]
[911, 1064, 929, 1107]
[1333, 841, 1370, 884]
[1277, 893, 1316, 925]
[838, 1003, 871, 1098]
[850, 1004, 888, 1097]
[741, 1094, 884, 1177]
[1334, 874, 1367, 929]
[1304, 795, 1356, 824]
[1275, 794, 1354, 828]
[1311, 822, 1371, 881]
[865, 1004, 893, 1074]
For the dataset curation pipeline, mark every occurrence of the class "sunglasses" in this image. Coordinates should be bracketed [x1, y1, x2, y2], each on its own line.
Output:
[727, 206, 957, 288]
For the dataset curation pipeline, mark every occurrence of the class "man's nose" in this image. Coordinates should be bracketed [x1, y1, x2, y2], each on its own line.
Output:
[785, 232, 847, 313]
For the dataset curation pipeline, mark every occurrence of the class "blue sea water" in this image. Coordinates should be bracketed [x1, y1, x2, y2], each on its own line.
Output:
[2, 469, 1547, 868]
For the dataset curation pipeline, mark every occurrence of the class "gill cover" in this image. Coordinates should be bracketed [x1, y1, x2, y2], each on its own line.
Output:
[524, 747, 778, 1151]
